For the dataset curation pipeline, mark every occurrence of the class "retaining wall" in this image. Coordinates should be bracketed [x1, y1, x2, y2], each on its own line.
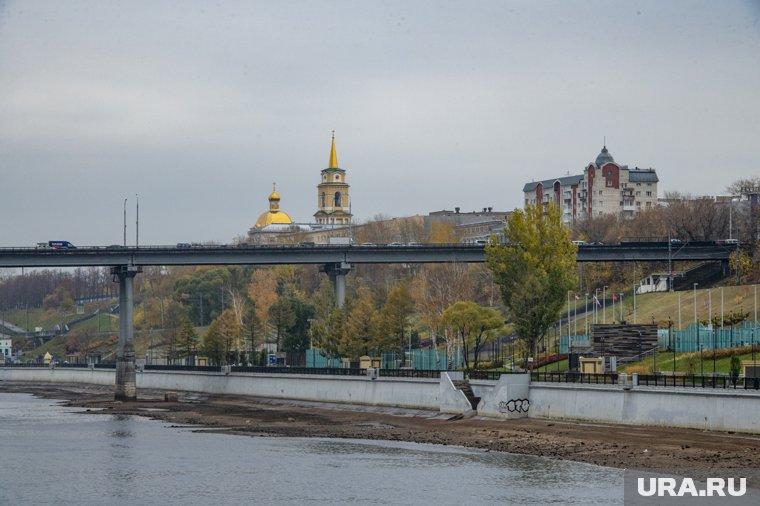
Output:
[4, 367, 760, 433]
[528, 383, 760, 433]
[0, 367, 443, 410]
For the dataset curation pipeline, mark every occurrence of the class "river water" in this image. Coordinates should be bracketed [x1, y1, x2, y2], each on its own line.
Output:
[0, 392, 623, 505]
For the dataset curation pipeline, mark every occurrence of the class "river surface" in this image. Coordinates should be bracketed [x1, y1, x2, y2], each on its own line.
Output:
[0, 392, 623, 505]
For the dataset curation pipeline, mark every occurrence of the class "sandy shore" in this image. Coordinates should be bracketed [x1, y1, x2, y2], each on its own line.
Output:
[3, 382, 759, 483]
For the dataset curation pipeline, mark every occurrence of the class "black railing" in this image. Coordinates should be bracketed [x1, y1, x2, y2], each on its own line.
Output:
[231, 366, 366, 376]
[531, 371, 619, 384]
[145, 364, 221, 372]
[378, 369, 441, 379]
[531, 370, 760, 390]
[467, 370, 507, 381]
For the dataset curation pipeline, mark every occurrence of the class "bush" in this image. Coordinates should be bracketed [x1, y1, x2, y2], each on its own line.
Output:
[626, 364, 651, 375]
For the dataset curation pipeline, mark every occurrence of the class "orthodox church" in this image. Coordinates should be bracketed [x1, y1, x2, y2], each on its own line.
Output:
[247, 133, 352, 243]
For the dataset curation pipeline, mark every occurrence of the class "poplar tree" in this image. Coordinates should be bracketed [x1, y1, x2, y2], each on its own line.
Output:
[486, 203, 576, 362]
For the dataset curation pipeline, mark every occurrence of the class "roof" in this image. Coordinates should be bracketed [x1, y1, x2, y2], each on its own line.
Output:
[523, 174, 583, 193]
[328, 132, 339, 169]
[255, 209, 293, 228]
[595, 145, 615, 166]
[628, 168, 659, 183]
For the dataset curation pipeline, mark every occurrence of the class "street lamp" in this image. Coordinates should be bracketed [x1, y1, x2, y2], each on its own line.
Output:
[700, 343, 704, 377]
[669, 316, 675, 376]
[603, 286, 608, 324]
[694, 283, 699, 362]
[594, 288, 601, 324]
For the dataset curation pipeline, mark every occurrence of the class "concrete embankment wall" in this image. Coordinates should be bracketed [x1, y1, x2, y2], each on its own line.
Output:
[0, 368, 442, 410]
[0, 367, 115, 386]
[528, 383, 760, 433]
[4, 367, 760, 434]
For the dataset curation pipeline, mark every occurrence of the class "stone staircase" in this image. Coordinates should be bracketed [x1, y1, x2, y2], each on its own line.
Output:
[452, 380, 480, 410]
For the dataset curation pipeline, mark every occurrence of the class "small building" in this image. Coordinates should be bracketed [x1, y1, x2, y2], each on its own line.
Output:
[0, 337, 12, 362]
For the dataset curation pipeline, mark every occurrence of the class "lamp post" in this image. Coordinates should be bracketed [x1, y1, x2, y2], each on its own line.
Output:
[594, 288, 600, 324]
[694, 283, 699, 357]
[585, 293, 589, 336]
[700, 343, 704, 377]
[603, 286, 608, 324]
[669, 316, 675, 376]
[123, 198, 128, 247]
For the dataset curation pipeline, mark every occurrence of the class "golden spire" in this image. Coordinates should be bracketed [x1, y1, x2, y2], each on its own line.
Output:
[328, 130, 339, 169]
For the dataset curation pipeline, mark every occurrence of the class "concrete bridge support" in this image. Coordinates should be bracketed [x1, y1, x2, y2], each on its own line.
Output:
[111, 264, 142, 401]
[321, 262, 352, 307]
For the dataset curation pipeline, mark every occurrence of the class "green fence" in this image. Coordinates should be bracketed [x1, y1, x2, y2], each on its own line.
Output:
[305, 348, 463, 370]
[660, 321, 760, 352]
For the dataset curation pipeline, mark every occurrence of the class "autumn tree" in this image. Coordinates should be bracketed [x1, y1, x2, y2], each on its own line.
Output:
[309, 280, 344, 366]
[486, 203, 576, 361]
[441, 301, 504, 369]
[340, 285, 379, 360]
[269, 295, 296, 351]
[201, 319, 225, 365]
[661, 192, 729, 241]
[377, 281, 415, 366]
[178, 316, 199, 365]
[216, 309, 242, 364]
[411, 263, 475, 368]
[247, 268, 278, 343]
[572, 213, 619, 243]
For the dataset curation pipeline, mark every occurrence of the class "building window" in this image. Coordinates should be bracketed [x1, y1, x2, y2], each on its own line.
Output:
[334, 192, 342, 207]
[636, 183, 641, 187]
[646, 201, 652, 207]
[321, 192, 326, 207]
[606, 179, 613, 187]
[599, 190, 603, 196]
[636, 201, 641, 207]
[335, 175, 341, 181]
[636, 191, 641, 196]
[646, 191, 652, 197]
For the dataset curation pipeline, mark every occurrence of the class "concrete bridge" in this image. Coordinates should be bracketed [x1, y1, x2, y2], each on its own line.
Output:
[0, 241, 736, 400]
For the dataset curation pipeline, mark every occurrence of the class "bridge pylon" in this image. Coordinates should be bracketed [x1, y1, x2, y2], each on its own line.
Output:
[320, 262, 352, 307]
[111, 264, 142, 401]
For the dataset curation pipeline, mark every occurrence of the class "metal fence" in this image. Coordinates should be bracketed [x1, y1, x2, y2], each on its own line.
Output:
[661, 322, 760, 352]
[531, 370, 760, 390]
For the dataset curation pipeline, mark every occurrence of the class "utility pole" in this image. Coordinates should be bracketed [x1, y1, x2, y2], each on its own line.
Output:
[123, 198, 127, 247]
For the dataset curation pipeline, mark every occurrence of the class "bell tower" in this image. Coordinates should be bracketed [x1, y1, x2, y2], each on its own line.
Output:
[314, 132, 352, 225]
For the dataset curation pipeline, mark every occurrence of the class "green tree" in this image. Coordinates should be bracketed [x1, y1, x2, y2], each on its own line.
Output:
[201, 319, 225, 365]
[486, 203, 576, 362]
[178, 316, 199, 365]
[310, 279, 344, 366]
[282, 297, 315, 354]
[216, 309, 242, 364]
[340, 285, 379, 360]
[269, 295, 296, 351]
[378, 281, 415, 366]
[729, 355, 742, 387]
[441, 301, 504, 369]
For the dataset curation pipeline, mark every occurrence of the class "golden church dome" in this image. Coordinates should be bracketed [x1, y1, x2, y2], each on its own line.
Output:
[254, 184, 292, 228]
[255, 209, 292, 228]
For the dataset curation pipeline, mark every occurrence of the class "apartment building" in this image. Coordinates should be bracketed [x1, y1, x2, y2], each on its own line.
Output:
[523, 145, 659, 223]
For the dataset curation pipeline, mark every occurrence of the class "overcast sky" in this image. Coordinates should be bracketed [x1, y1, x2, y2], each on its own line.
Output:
[1, 0, 759, 247]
